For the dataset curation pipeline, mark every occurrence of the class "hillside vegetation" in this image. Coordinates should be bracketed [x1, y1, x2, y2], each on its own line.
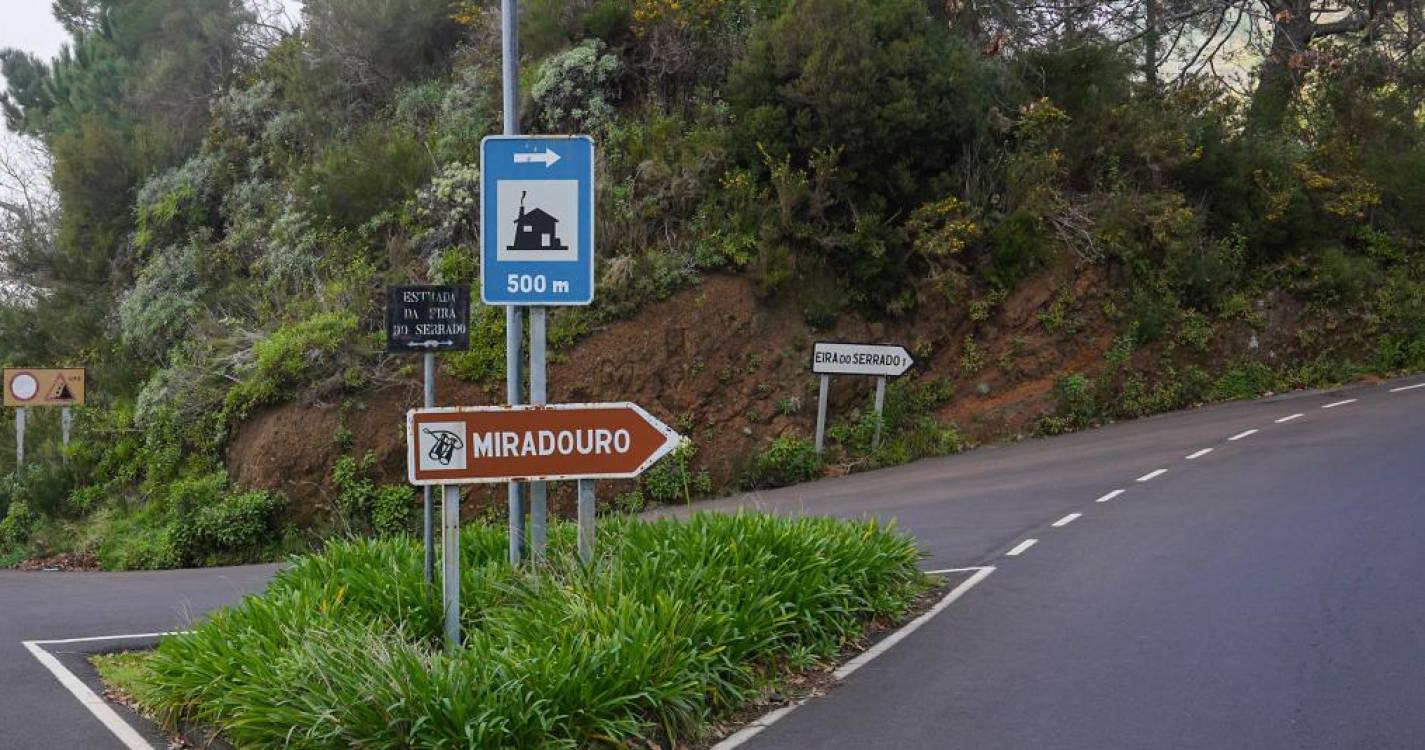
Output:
[2, 0, 1425, 568]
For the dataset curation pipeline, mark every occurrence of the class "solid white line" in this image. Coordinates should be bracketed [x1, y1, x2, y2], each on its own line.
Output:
[28, 631, 183, 646]
[711, 566, 997, 750]
[1228, 429, 1258, 441]
[1137, 469, 1167, 482]
[1006, 539, 1038, 557]
[833, 567, 995, 680]
[1323, 399, 1357, 409]
[923, 567, 988, 574]
[1390, 383, 1425, 392]
[1275, 413, 1304, 424]
[1186, 448, 1213, 460]
[21, 641, 156, 750]
[1052, 513, 1081, 528]
[1095, 489, 1125, 503]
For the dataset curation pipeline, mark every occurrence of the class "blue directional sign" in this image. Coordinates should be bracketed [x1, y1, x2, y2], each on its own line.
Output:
[481, 135, 595, 305]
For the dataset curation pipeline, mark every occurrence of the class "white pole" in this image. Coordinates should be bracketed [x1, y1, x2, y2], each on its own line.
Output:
[61, 406, 72, 460]
[578, 479, 595, 564]
[15, 407, 24, 469]
[529, 306, 548, 561]
[872, 376, 887, 450]
[442, 484, 461, 649]
[502, 0, 526, 567]
[814, 375, 830, 454]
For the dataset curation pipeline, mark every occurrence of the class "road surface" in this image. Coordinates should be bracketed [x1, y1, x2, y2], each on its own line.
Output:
[691, 378, 1425, 749]
[5, 378, 1425, 748]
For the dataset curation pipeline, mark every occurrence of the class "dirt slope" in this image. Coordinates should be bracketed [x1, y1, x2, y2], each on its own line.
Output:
[227, 267, 1301, 519]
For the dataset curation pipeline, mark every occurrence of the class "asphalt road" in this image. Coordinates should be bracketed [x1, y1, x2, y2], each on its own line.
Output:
[5, 378, 1425, 748]
[0, 563, 280, 748]
[690, 378, 1425, 749]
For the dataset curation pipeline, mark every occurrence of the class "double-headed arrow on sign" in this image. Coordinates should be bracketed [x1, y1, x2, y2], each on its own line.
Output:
[408, 402, 682, 485]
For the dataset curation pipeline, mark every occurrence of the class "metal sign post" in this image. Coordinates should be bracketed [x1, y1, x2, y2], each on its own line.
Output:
[423, 353, 436, 584]
[385, 286, 471, 586]
[501, 0, 525, 568]
[810, 343, 915, 455]
[481, 129, 597, 566]
[529, 307, 548, 562]
[14, 407, 23, 468]
[442, 484, 461, 648]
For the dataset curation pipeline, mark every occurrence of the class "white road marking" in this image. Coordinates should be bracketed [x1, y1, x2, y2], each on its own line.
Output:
[22, 638, 163, 750]
[1275, 413, 1304, 423]
[1052, 513, 1081, 528]
[1186, 448, 1213, 460]
[1390, 382, 1425, 392]
[1323, 399, 1357, 409]
[1006, 539, 1038, 556]
[1095, 489, 1126, 503]
[1229, 429, 1258, 441]
[1137, 469, 1167, 482]
[713, 567, 997, 749]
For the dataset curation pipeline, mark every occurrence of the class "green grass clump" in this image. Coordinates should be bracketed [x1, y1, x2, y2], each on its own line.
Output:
[130, 513, 925, 748]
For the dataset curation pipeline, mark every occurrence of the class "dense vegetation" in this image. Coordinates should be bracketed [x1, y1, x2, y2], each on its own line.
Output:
[3, 0, 1425, 567]
[100, 513, 926, 748]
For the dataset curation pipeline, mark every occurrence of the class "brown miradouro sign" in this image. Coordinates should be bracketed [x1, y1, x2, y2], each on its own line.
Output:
[407, 402, 682, 485]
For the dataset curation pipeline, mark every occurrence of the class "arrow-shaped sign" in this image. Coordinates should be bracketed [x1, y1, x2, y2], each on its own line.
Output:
[513, 148, 561, 167]
[407, 402, 682, 485]
[812, 342, 915, 377]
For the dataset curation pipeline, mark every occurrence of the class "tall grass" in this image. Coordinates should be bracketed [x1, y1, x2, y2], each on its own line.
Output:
[136, 512, 925, 748]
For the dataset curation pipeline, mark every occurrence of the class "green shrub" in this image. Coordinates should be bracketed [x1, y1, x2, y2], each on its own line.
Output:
[532, 39, 624, 135]
[1211, 360, 1276, 401]
[172, 490, 288, 566]
[827, 379, 962, 470]
[333, 453, 414, 536]
[0, 500, 37, 550]
[742, 434, 821, 489]
[129, 513, 927, 748]
[641, 442, 712, 505]
[295, 124, 431, 228]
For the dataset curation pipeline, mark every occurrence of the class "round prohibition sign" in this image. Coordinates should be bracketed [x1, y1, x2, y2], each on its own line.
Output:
[8, 372, 38, 402]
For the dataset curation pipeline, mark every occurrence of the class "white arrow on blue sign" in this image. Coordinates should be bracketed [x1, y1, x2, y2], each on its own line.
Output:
[481, 135, 595, 306]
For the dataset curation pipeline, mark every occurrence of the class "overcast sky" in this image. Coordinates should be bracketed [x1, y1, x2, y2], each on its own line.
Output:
[1, 0, 304, 137]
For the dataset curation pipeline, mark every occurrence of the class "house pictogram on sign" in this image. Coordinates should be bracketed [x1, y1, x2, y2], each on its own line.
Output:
[507, 191, 568, 252]
[46, 374, 74, 402]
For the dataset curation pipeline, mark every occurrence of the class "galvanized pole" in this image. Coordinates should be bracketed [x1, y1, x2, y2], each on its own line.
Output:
[14, 407, 24, 468]
[442, 484, 461, 649]
[529, 307, 548, 561]
[814, 375, 830, 454]
[502, 0, 526, 567]
[423, 353, 436, 584]
[577, 479, 595, 564]
[871, 376, 887, 450]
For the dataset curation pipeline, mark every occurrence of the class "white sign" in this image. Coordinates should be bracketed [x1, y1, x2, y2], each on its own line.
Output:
[812, 342, 915, 377]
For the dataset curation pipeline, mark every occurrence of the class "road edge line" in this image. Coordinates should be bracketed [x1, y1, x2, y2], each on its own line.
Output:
[21, 640, 157, 750]
[710, 566, 996, 750]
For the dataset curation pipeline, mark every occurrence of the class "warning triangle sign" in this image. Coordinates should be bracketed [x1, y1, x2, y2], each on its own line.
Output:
[47, 374, 74, 402]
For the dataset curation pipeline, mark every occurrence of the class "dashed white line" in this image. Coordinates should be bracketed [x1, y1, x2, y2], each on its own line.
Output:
[1390, 383, 1425, 392]
[1137, 469, 1167, 482]
[1052, 513, 1081, 528]
[1095, 489, 1126, 503]
[1229, 429, 1259, 441]
[1006, 539, 1038, 557]
[1275, 413, 1304, 423]
[1323, 399, 1357, 409]
[1186, 448, 1213, 460]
